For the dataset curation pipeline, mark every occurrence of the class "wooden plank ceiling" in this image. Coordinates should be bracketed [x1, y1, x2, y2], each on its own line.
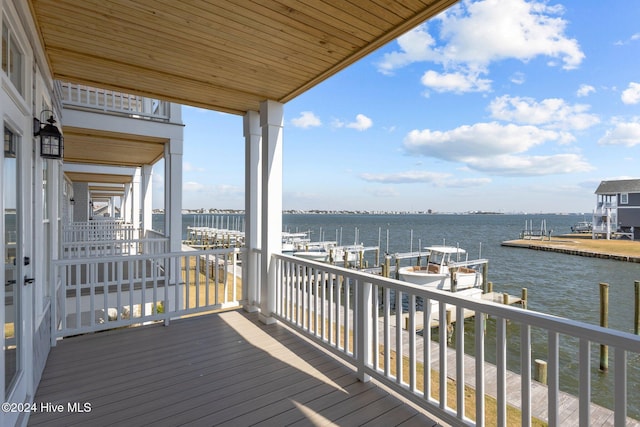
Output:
[29, 0, 458, 115]
[30, 0, 458, 183]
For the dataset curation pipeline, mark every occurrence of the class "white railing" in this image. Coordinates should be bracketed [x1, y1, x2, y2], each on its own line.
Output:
[63, 221, 138, 242]
[57, 81, 170, 121]
[61, 238, 169, 258]
[272, 254, 640, 426]
[51, 248, 245, 340]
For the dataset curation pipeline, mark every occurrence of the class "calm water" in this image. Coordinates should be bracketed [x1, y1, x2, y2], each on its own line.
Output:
[158, 213, 640, 417]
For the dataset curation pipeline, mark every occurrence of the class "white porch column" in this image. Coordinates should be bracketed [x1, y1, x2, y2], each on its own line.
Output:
[132, 168, 142, 233]
[259, 100, 283, 324]
[243, 110, 261, 313]
[122, 182, 132, 221]
[164, 138, 183, 252]
[141, 164, 153, 235]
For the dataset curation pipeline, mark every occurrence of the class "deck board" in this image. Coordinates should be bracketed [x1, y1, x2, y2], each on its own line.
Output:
[28, 310, 441, 427]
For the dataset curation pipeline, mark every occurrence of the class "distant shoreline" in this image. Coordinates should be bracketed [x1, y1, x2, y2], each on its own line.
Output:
[156, 210, 591, 216]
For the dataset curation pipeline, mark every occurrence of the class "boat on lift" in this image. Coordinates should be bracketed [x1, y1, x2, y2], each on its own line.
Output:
[398, 245, 486, 298]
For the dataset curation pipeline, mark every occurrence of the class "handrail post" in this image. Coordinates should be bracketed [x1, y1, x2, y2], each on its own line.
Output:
[356, 280, 372, 382]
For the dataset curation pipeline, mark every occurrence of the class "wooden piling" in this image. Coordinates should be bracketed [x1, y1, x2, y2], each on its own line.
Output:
[451, 268, 458, 292]
[446, 310, 453, 345]
[482, 262, 489, 292]
[343, 251, 350, 269]
[534, 359, 548, 384]
[375, 248, 380, 268]
[635, 280, 639, 335]
[521, 288, 528, 310]
[383, 256, 391, 278]
[502, 293, 509, 305]
[599, 282, 609, 372]
[395, 258, 400, 280]
[487, 281, 493, 294]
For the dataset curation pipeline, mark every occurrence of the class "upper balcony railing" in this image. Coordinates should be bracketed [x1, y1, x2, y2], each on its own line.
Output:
[56, 81, 171, 121]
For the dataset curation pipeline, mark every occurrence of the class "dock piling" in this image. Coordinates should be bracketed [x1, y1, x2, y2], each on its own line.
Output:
[446, 310, 453, 345]
[599, 282, 609, 372]
[521, 288, 528, 310]
[635, 280, 639, 335]
[534, 359, 548, 384]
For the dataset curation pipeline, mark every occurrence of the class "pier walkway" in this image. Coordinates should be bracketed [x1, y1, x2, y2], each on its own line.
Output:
[383, 316, 640, 426]
[502, 236, 640, 262]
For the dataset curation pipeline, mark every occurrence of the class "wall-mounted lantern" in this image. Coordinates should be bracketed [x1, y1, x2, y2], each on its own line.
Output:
[4, 127, 16, 157]
[34, 110, 63, 159]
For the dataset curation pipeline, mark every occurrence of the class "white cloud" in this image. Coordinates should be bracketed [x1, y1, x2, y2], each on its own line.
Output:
[404, 122, 560, 159]
[421, 70, 491, 93]
[621, 82, 640, 105]
[436, 177, 492, 187]
[183, 162, 205, 173]
[576, 84, 596, 97]
[360, 170, 450, 183]
[184, 181, 205, 192]
[183, 182, 243, 197]
[367, 187, 401, 198]
[598, 121, 640, 147]
[403, 121, 592, 176]
[510, 72, 525, 85]
[464, 153, 593, 176]
[360, 171, 491, 187]
[615, 33, 640, 45]
[291, 111, 322, 128]
[438, 0, 583, 70]
[346, 114, 373, 131]
[377, 0, 584, 93]
[377, 26, 439, 75]
[488, 95, 599, 130]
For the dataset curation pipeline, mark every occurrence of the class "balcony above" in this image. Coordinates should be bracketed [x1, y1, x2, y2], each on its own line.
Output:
[56, 82, 183, 168]
[58, 82, 171, 122]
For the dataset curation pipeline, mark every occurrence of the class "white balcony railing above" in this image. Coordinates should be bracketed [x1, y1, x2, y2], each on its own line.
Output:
[57, 81, 170, 121]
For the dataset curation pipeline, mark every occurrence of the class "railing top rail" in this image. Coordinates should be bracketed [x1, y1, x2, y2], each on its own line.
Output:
[53, 247, 245, 266]
[57, 81, 170, 121]
[274, 253, 640, 351]
[62, 237, 169, 245]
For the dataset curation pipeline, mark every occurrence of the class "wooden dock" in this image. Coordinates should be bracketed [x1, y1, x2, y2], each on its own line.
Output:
[393, 292, 523, 331]
[502, 237, 640, 263]
[382, 312, 640, 427]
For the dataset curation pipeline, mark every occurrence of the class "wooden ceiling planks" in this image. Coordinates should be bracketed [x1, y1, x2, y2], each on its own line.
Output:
[63, 127, 166, 167]
[31, 0, 459, 113]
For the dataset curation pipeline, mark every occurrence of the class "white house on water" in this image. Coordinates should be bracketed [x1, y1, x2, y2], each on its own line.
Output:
[2, 1, 639, 426]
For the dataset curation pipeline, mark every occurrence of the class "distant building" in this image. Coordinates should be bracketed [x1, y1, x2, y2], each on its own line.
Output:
[593, 179, 640, 240]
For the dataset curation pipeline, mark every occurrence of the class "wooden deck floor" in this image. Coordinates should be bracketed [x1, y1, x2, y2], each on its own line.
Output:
[29, 310, 442, 427]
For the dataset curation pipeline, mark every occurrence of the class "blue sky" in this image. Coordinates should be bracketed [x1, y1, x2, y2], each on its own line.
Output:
[159, 0, 640, 213]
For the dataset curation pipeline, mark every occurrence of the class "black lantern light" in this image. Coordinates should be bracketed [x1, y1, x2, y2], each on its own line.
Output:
[4, 127, 16, 157]
[34, 110, 63, 159]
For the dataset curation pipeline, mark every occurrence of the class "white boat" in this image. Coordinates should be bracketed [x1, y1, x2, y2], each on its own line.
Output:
[293, 243, 360, 266]
[398, 246, 486, 294]
[570, 221, 592, 233]
[282, 232, 311, 253]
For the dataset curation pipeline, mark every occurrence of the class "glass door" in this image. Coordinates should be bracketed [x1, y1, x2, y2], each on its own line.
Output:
[3, 126, 20, 397]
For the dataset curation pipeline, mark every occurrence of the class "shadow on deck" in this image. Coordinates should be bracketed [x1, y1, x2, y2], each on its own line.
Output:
[29, 310, 442, 426]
